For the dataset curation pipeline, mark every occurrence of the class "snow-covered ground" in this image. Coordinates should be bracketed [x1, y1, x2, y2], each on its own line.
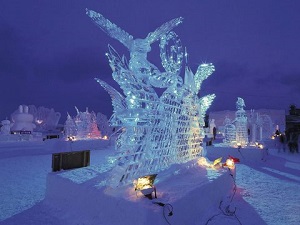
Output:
[0, 139, 299, 225]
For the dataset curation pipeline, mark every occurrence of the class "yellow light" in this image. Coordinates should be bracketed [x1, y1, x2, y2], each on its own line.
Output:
[134, 174, 157, 199]
[225, 158, 235, 169]
[197, 157, 222, 169]
[36, 119, 43, 124]
[103, 135, 108, 140]
[213, 157, 222, 166]
[258, 144, 264, 149]
[197, 157, 209, 167]
[271, 136, 275, 140]
[134, 174, 157, 191]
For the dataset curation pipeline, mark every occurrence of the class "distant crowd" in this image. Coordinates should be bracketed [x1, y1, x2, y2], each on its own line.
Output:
[275, 129, 299, 153]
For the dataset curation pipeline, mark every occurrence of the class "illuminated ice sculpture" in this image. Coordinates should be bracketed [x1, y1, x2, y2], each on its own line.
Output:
[224, 117, 236, 144]
[64, 107, 101, 140]
[234, 97, 248, 146]
[248, 109, 273, 143]
[87, 9, 215, 186]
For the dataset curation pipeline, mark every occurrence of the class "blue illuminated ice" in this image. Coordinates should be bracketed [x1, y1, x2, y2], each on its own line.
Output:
[235, 97, 248, 145]
[87, 9, 216, 186]
[222, 98, 248, 146]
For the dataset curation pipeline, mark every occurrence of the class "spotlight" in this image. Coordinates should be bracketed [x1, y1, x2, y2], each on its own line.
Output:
[103, 135, 108, 140]
[258, 144, 264, 149]
[224, 158, 235, 169]
[134, 174, 157, 199]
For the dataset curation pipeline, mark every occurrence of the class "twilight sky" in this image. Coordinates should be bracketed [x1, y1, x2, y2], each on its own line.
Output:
[1, 0, 300, 123]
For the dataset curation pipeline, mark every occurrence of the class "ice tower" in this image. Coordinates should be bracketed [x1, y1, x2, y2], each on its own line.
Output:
[235, 97, 248, 146]
[87, 9, 215, 187]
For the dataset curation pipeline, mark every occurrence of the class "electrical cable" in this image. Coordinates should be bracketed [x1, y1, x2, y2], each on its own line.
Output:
[153, 202, 174, 225]
[229, 171, 237, 203]
[205, 169, 242, 225]
[238, 147, 246, 161]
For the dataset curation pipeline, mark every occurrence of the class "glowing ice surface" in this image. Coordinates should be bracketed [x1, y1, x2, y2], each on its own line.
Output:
[64, 107, 101, 140]
[235, 97, 248, 145]
[224, 117, 236, 144]
[87, 10, 215, 186]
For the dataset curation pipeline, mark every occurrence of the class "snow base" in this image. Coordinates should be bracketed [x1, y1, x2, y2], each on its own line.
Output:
[44, 161, 235, 225]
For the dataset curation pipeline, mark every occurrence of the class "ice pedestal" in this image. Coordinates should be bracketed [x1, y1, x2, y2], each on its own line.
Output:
[44, 161, 234, 225]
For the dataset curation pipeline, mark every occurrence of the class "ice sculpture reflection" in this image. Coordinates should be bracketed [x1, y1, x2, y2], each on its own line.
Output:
[87, 9, 216, 186]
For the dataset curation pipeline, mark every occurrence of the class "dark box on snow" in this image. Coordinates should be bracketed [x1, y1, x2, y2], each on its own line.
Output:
[52, 150, 90, 172]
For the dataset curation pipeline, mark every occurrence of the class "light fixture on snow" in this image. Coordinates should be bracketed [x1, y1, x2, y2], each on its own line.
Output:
[102, 135, 108, 140]
[134, 174, 157, 199]
[224, 158, 235, 169]
[198, 157, 223, 169]
[213, 157, 223, 168]
[228, 155, 240, 163]
[223, 156, 239, 169]
[258, 143, 264, 149]
[237, 143, 242, 149]
[197, 157, 210, 167]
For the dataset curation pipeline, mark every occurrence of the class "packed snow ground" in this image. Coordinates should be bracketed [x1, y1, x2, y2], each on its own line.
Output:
[0, 139, 299, 225]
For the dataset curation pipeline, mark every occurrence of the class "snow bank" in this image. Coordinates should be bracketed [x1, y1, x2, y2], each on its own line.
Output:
[206, 145, 266, 163]
[44, 161, 235, 225]
[0, 139, 111, 159]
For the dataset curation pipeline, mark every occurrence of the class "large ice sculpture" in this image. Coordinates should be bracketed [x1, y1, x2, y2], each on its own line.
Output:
[87, 10, 215, 186]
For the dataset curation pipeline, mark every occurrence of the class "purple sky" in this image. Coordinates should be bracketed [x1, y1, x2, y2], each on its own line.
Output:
[1, 0, 300, 123]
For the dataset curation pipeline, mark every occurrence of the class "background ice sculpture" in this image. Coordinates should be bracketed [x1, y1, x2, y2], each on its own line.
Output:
[64, 113, 77, 138]
[64, 107, 101, 140]
[0, 119, 11, 135]
[27, 105, 61, 132]
[248, 109, 273, 143]
[87, 10, 216, 186]
[96, 112, 113, 138]
[234, 97, 248, 145]
[11, 105, 36, 132]
[223, 117, 236, 144]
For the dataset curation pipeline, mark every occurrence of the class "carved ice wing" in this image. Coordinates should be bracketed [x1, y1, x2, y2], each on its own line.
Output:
[86, 9, 133, 49]
[146, 17, 183, 44]
[199, 94, 216, 118]
[194, 63, 215, 93]
[106, 44, 129, 71]
[95, 78, 127, 113]
[159, 31, 183, 75]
